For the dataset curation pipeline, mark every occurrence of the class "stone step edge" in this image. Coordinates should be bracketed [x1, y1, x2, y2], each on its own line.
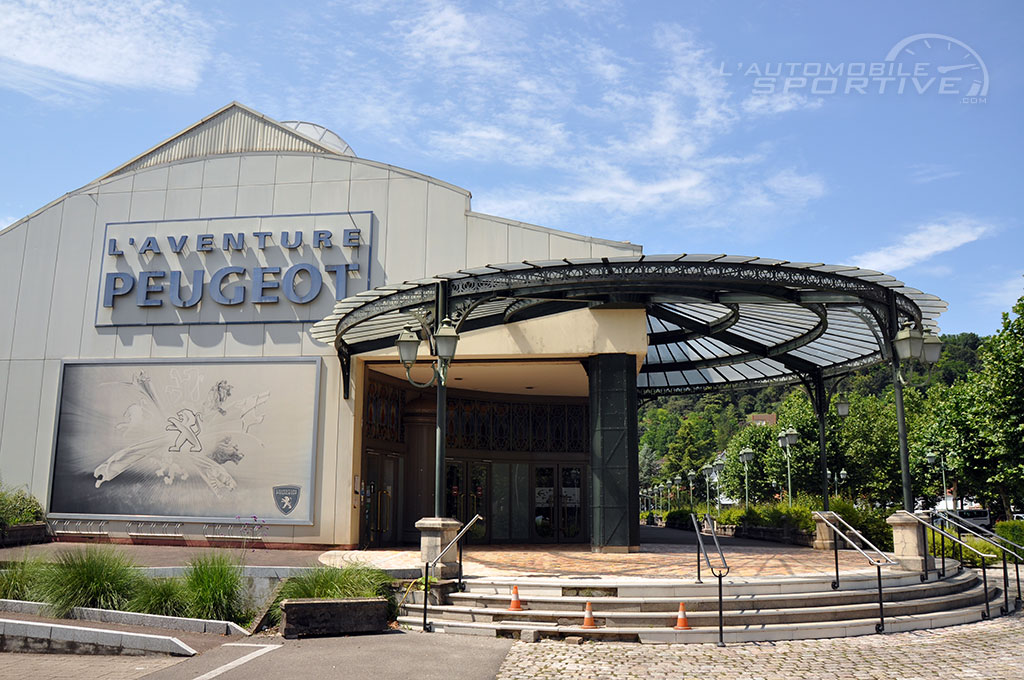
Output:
[0, 617, 197, 656]
[0, 599, 248, 636]
[447, 572, 977, 608]
[397, 604, 990, 643]
[408, 583, 993, 622]
[460, 567, 949, 590]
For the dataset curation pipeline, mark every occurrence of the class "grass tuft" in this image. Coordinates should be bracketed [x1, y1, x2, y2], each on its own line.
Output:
[0, 557, 45, 601]
[183, 553, 251, 624]
[268, 563, 395, 626]
[37, 547, 140, 617]
[129, 576, 189, 617]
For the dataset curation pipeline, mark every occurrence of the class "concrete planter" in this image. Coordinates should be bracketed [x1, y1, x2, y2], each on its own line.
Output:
[280, 597, 389, 639]
[0, 522, 49, 548]
[723, 524, 815, 547]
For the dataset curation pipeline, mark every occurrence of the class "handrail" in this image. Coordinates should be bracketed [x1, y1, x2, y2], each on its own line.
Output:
[936, 511, 1022, 612]
[813, 512, 897, 567]
[900, 511, 998, 619]
[422, 514, 484, 632]
[690, 513, 729, 647]
[814, 511, 896, 633]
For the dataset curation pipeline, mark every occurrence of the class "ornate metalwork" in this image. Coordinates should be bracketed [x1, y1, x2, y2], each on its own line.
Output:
[363, 380, 405, 443]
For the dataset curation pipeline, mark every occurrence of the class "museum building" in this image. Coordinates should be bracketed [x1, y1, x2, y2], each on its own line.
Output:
[0, 103, 944, 552]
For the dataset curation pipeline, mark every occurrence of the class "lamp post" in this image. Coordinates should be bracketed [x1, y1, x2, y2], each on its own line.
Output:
[713, 460, 725, 515]
[687, 470, 696, 509]
[674, 475, 683, 512]
[926, 452, 952, 511]
[701, 464, 713, 515]
[396, 318, 460, 518]
[777, 427, 799, 508]
[738, 448, 755, 507]
[839, 468, 847, 496]
[891, 321, 942, 511]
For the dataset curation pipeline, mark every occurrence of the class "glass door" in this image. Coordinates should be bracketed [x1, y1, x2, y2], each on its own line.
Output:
[559, 464, 585, 543]
[532, 465, 557, 542]
[362, 451, 399, 548]
[446, 460, 489, 543]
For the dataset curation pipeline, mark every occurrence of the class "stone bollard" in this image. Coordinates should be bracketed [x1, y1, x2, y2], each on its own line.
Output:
[886, 510, 935, 572]
[415, 516, 463, 578]
[812, 511, 839, 551]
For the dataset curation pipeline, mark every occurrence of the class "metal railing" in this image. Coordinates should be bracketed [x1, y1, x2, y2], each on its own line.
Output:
[422, 514, 483, 632]
[936, 512, 1022, 614]
[690, 513, 730, 647]
[813, 512, 897, 633]
[901, 511, 998, 619]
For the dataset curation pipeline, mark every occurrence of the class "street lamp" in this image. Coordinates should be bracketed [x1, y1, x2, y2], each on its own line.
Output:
[839, 468, 847, 496]
[738, 448, 755, 507]
[926, 452, 953, 511]
[892, 323, 943, 512]
[836, 394, 850, 419]
[713, 460, 725, 514]
[674, 474, 683, 512]
[687, 470, 696, 509]
[701, 464, 713, 515]
[396, 318, 460, 518]
[777, 427, 799, 507]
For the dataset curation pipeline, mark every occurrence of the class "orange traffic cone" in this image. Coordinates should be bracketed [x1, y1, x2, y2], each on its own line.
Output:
[508, 585, 523, 611]
[581, 601, 598, 629]
[673, 602, 691, 630]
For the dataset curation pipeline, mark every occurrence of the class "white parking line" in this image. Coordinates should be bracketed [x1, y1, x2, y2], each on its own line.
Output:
[191, 643, 282, 680]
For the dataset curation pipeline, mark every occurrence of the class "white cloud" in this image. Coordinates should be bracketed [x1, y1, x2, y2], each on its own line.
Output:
[982, 272, 1024, 309]
[0, 0, 211, 98]
[849, 218, 992, 272]
[908, 163, 962, 184]
[763, 169, 826, 205]
[742, 92, 824, 116]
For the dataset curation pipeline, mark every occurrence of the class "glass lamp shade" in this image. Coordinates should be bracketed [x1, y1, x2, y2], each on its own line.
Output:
[702, 464, 713, 478]
[674, 475, 683, 486]
[840, 468, 848, 481]
[687, 470, 696, 482]
[921, 332, 942, 365]
[739, 448, 754, 464]
[926, 452, 937, 466]
[785, 427, 800, 447]
[836, 396, 850, 418]
[777, 431, 787, 448]
[396, 325, 422, 366]
[433, 318, 460, 360]
[893, 323, 923, 362]
[713, 461, 724, 475]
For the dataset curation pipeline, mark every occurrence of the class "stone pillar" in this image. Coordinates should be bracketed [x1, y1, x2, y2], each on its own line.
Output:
[588, 353, 640, 553]
[886, 510, 934, 572]
[415, 517, 462, 578]
[813, 511, 839, 551]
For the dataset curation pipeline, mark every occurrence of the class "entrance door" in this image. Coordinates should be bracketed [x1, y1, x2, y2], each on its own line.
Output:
[362, 451, 399, 548]
[531, 463, 586, 543]
[445, 460, 489, 542]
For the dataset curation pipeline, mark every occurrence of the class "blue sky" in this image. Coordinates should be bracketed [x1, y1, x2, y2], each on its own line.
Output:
[0, 1, 1020, 335]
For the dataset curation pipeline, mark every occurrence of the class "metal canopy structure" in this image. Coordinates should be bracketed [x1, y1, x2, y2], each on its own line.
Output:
[310, 254, 946, 398]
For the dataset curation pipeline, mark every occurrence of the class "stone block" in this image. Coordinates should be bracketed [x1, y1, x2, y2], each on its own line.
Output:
[416, 517, 463, 578]
[520, 629, 539, 643]
[280, 597, 389, 639]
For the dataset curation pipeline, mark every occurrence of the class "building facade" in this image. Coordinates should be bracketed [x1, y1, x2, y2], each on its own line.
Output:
[0, 103, 642, 549]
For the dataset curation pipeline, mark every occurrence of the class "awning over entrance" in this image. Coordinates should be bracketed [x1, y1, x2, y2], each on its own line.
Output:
[310, 254, 946, 397]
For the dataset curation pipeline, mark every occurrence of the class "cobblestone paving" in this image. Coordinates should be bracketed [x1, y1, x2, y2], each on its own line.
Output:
[0, 652, 181, 679]
[496, 614, 1024, 680]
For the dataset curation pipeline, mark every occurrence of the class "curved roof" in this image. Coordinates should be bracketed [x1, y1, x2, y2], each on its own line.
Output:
[310, 254, 946, 396]
[280, 121, 354, 156]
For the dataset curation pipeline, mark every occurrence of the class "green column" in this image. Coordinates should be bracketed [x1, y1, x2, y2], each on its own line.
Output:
[588, 353, 639, 552]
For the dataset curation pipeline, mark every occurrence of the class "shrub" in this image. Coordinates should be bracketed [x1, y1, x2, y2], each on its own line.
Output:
[37, 547, 140, 617]
[270, 564, 396, 625]
[0, 483, 44, 529]
[129, 577, 189, 617]
[0, 557, 44, 600]
[995, 520, 1024, 555]
[183, 553, 251, 624]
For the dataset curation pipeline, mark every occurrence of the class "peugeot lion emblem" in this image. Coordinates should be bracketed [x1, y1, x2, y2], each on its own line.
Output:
[273, 485, 301, 515]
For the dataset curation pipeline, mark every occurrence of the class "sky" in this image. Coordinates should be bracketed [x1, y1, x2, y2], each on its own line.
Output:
[0, 0, 1020, 335]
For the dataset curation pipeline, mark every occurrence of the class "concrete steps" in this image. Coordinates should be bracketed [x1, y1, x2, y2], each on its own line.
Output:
[398, 566, 1011, 643]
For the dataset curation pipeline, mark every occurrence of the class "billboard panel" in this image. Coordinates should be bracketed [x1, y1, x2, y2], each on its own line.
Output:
[49, 359, 319, 524]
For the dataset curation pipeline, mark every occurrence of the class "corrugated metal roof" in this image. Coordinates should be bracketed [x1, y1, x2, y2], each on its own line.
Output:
[101, 102, 344, 180]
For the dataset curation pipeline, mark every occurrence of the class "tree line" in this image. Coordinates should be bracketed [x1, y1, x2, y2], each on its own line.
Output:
[639, 292, 1024, 519]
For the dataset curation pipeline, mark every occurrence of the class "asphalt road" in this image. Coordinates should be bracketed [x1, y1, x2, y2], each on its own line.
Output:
[142, 630, 514, 680]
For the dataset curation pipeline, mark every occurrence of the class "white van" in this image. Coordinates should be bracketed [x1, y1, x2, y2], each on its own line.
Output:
[950, 509, 992, 529]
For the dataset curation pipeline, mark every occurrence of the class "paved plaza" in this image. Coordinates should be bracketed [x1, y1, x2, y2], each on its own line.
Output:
[495, 613, 1024, 680]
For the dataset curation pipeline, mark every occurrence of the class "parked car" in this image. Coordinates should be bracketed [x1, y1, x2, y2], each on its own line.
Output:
[950, 508, 992, 529]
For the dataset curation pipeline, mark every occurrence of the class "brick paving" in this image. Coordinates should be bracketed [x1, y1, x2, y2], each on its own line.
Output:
[0, 652, 182, 679]
[495, 613, 1024, 680]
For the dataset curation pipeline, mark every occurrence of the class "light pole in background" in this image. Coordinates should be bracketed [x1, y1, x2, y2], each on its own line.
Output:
[926, 451, 953, 510]
[701, 464, 713, 515]
[777, 427, 799, 508]
[713, 460, 725, 515]
[674, 474, 683, 512]
[687, 470, 696, 509]
[739, 448, 755, 507]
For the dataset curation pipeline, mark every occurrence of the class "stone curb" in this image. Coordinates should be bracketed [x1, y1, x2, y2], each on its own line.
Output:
[0, 599, 248, 636]
[0, 617, 197, 656]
